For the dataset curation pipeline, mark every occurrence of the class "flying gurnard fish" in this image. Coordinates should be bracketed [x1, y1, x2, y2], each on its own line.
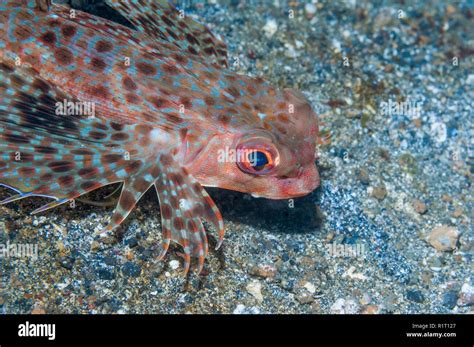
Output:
[0, 0, 320, 274]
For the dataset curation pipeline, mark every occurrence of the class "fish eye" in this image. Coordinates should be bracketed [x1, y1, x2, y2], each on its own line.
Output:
[236, 139, 278, 175]
[248, 150, 269, 171]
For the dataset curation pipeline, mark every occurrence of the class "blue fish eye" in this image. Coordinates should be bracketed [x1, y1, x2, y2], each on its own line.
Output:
[249, 151, 268, 171]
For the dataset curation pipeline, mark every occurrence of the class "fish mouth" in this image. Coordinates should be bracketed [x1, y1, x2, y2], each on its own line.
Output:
[250, 163, 320, 200]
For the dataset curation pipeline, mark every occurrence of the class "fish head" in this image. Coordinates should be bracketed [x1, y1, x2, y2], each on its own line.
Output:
[187, 87, 320, 199]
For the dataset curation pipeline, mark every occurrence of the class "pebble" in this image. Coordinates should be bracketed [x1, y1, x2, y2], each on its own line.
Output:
[125, 237, 138, 248]
[56, 240, 66, 255]
[246, 280, 263, 303]
[344, 267, 368, 281]
[360, 293, 372, 305]
[326, 232, 335, 242]
[31, 307, 46, 314]
[125, 250, 134, 261]
[441, 290, 458, 309]
[169, 260, 180, 270]
[233, 304, 260, 314]
[296, 292, 314, 304]
[371, 185, 387, 201]
[262, 19, 278, 38]
[430, 122, 447, 143]
[249, 264, 277, 279]
[466, 74, 474, 85]
[309, 301, 321, 313]
[426, 226, 460, 251]
[122, 262, 141, 278]
[451, 208, 463, 218]
[97, 268, 115, 281]
[361, 305, 380, 314]
[104, 255, 117, 266]
[441, 194, 452, 202]
[284, 43, 299, 58]
[233, 304, 247, 314]
[304, 3, 317, 16]
[412, 199, 427, 214]
[457, 283, 474, 307]
[303, 282, 316, 294]
[59, 256, 75, 270]
[331, 38, 341, 53]
[330, 298, 360, 314]
[90, 241, 100, 252]
[357, 168, 370, 185]
[406, 289, 425, 303]
[427, 255, 444, 271]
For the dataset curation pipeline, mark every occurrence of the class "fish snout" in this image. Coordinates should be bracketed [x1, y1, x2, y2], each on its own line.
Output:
[257, 163, 319, 199]
[282, 163, 320, 198]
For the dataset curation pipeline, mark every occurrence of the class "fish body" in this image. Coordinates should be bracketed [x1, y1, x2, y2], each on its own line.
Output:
[0, 0, 319, 273]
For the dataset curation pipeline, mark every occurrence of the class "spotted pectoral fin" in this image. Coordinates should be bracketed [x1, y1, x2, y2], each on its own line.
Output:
[151, 157, 224, 275]
[99, 153, 224, 275]
[105, 0, 228, 68]
[103, 174, 154, 232]
[0, 60, 144, 214]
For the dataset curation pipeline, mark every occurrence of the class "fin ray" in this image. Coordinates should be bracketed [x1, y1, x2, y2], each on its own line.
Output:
[154, 161, 222, 274]
[0, 61, 147, 212]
